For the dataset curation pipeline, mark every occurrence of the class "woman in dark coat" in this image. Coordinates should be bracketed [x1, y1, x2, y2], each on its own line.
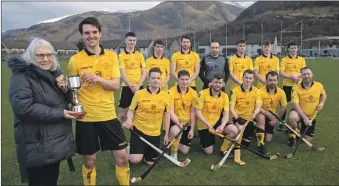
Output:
[7, 38, 78, 186]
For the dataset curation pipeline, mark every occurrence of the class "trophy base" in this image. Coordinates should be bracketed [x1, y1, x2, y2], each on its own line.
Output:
[72, 105, 84, 113]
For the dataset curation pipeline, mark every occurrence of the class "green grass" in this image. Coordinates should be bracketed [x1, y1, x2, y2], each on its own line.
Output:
[2, 59, 339, 185]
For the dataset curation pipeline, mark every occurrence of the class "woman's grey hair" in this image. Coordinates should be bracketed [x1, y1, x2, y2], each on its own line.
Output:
[22, 38, 59, 71]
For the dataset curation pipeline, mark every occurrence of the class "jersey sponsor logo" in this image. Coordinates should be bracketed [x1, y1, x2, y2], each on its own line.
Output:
[142, 100, 150, 102]
[80, 65, 94, 70]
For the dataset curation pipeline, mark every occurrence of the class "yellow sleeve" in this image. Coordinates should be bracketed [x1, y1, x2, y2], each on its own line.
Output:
[256, 90, 262, 105]
[275, 58, 280, 71]
[194, 92, 205, 110]
[280, 57, 286, 71]
[171, 53, 177, 64]
[166, 59, 170, 73]
[301, 58, 306, 68]
[140, 53, 146, 68]
[195, 53, 201, 64]
[112, 53, 120, 78]
[319, 83, 326, 95]
[279, 90, 288, 106]
[67, 56, 78, 76]
[119, 54, 125, 69]
[146, 58, 151, 72]
[229, 57, 234, 72]
[253, 57, 260, 70]
[223, 95, 229, 112]
[230, 90, 237, 106]
[248, 58, 254, 70]
[165, 94, 170, 113]
[129, 91, 139, 111]
[169, 90, 174, 108]
[291, 87, 299, 103]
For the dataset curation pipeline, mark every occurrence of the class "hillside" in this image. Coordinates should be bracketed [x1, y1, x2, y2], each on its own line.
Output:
[1, 1, 243, 42]
[195, 1, 339, 46]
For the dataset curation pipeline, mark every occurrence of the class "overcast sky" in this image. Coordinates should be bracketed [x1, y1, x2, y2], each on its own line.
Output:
[1, 1, 254, 32]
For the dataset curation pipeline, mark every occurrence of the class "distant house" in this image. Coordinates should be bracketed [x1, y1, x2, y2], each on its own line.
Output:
[2, 40, 29, 54]
[2, 40, 78, 55]
[50, 41, 78, 54]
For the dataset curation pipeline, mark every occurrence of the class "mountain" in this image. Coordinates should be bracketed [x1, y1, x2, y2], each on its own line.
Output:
[1, 1, 244, 42]
[195, 1, 339, 46]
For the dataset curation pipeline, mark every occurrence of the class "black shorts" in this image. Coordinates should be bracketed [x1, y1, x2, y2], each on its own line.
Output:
[283, 86, 293, 102]
[265, 117, 275, 134]
[118, 86, 144, 108]
[130, 126, 160, 162]
[76, 118, 128, 155]
[300, 119, 316, 137]
[198, 120, 222, 148]
[170, 121, 192, 146]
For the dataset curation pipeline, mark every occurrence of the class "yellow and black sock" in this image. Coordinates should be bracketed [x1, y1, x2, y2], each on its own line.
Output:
[82, 164, 96, 185]
[255, 127, 265, 146]
[289, 130, 296, 139]
[116, 164, 130, 186]
[220, 139, 231, 152]
[170, 138, 180, 153]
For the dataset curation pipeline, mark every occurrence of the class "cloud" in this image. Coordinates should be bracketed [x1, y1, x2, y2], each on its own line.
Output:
[1, 2, 160, 32]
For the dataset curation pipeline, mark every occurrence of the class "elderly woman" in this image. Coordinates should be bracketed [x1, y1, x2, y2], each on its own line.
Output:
[7, 38, 78, 186]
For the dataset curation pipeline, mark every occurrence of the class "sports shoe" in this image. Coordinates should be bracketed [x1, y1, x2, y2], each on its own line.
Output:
[257, 145, 268, 155]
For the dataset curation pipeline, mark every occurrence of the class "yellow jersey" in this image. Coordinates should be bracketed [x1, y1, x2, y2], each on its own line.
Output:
[169, 85, 198, 124]
[291, 81, 325, 119]
[229, 54, 253, 90]
[259, 86, 287, 113]
[146, 55, 170, 90]
[230, 85, 262, 120]
[119, 49, 146, 86]
[280, 55, 306, 86]
[194, 88, 229, 130]
[254, 54, 280, 88]
[171, 50, 200, 87]
[129, 87, 170, 136]
[67, 46, 120, 122]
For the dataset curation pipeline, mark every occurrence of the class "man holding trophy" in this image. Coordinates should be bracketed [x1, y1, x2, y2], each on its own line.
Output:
[66, 17, 130, 186]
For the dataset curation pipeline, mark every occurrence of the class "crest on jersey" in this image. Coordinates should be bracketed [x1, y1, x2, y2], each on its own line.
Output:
[151, 104, 156, 110]
[95, 71, 102, 77]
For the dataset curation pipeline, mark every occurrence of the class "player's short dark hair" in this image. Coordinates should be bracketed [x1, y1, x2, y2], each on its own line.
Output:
[125, 32, 136, 38]
[263, 41, 271, 46]
[181, 35, 191, 42]
[266, 71, 279, 79]
[212, 73, 224, 81]
[149, 67, 162, 77]
[243, 69, 254, 77]
[236, 40, 246, 45]
[288, 42, 298, 48]
[178, 70, 190, 78]
[79, 17, 101, 34]
[300, 66, 312, 73]
[153, 40, 164, 46]
[210, 40, 219, 46]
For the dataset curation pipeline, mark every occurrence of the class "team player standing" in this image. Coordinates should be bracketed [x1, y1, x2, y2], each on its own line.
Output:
[57, 16, 327, 185]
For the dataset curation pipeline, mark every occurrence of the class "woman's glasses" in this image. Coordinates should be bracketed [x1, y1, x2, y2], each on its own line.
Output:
[35, 53, 54, 59]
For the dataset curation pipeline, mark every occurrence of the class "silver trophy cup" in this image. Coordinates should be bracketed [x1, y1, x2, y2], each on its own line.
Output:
[68, 76, 84, 113]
